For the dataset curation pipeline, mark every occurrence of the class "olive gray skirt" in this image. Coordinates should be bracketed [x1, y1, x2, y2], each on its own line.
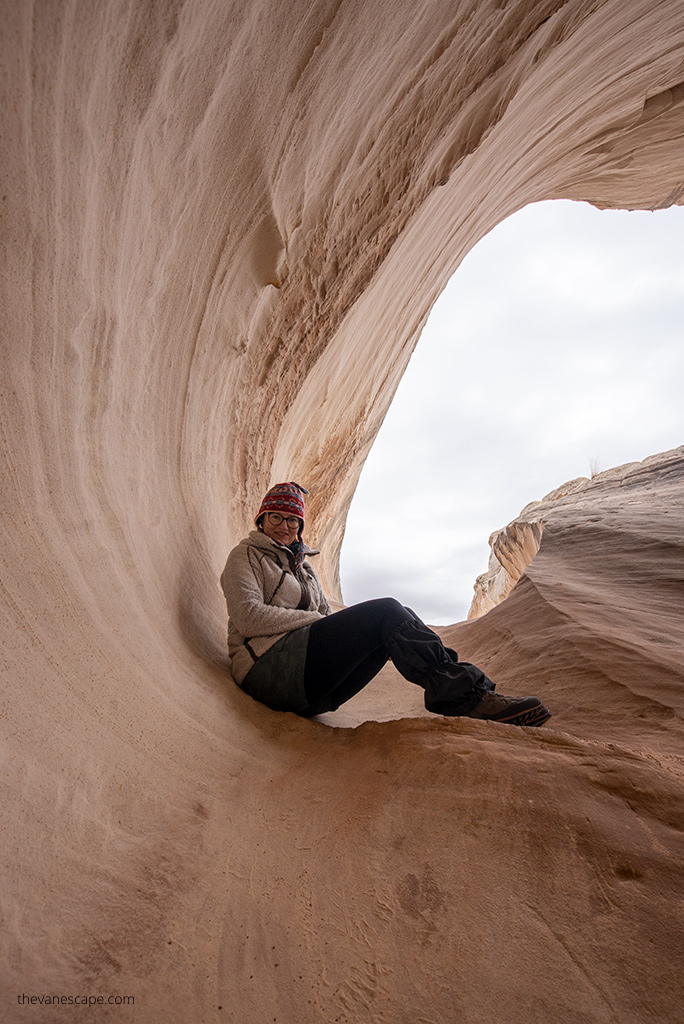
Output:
[238, 625, 311, 713]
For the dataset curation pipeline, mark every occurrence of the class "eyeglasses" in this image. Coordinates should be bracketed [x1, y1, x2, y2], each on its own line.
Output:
[267, 512, 301, 529]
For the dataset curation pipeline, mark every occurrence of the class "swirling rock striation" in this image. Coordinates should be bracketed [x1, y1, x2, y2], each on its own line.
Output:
[2, 2, 683, 1021]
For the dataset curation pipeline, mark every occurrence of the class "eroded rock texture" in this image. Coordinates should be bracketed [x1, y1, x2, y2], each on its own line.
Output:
[2, 2, 683, 1021]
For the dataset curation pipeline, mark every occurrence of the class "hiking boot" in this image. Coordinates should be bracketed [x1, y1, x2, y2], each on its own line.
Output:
[466, 691, 551, 727]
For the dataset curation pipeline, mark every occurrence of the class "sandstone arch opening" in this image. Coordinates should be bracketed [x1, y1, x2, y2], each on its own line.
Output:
[340, 200, 684, 624]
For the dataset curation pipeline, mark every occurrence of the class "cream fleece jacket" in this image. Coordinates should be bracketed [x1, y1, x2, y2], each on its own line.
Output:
[220, 530, 331, 684]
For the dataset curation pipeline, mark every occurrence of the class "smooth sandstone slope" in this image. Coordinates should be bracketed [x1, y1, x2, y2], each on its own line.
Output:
[2, 1, 684, 1021]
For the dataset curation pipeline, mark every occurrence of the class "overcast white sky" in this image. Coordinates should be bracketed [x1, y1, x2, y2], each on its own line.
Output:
[339, 199, 684, 624]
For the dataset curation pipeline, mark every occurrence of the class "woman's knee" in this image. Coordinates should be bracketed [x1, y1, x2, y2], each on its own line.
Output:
[364, 597, 416, 633]
[351, 596, 408, 624]
[364, 596, 407, 615]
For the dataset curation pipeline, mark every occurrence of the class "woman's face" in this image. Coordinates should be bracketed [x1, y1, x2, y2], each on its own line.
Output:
[260, 512, 301, 546]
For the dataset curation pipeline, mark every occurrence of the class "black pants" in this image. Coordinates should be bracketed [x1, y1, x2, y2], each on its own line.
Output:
[301, 598, 493, 717]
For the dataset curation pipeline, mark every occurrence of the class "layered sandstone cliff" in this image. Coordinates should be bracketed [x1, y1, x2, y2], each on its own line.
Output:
[467, 454, 669, 620]
[2, 2, 683, 1022]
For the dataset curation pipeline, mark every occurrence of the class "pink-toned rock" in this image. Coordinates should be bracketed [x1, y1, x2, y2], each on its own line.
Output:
[2, 2, 683, 1021]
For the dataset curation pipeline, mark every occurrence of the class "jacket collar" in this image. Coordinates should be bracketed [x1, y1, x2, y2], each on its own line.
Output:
[241, 530, 320, 559]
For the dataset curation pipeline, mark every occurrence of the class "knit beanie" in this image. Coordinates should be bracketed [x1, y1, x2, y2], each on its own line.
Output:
[255, 482, 308, 537]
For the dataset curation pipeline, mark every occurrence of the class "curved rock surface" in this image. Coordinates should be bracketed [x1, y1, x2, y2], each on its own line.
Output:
[2, 2, 683, 1021]
[468, 453, 677, 620]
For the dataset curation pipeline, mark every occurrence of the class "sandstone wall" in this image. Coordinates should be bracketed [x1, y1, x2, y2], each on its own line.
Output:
[2, 2, 683, 1021]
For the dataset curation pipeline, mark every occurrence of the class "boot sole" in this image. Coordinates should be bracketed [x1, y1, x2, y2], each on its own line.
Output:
[496, 704, 552, 727]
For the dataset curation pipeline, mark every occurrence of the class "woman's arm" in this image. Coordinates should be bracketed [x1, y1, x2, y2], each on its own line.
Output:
[221, 546, 324, 638]
[316, 584, 332, 616]
[302, 561, 332, 616]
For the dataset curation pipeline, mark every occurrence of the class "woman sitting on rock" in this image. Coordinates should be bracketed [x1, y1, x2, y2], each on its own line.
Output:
[220, 481, 551, 726]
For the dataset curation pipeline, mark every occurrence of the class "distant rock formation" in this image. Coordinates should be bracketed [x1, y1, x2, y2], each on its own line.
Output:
[469, 518, 546, 619]
[2, 2, 683, 1022]
[468, 453, 669, 618]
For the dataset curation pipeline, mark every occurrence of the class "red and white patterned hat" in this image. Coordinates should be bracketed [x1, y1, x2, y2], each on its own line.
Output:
[255, 482, 308, 534]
